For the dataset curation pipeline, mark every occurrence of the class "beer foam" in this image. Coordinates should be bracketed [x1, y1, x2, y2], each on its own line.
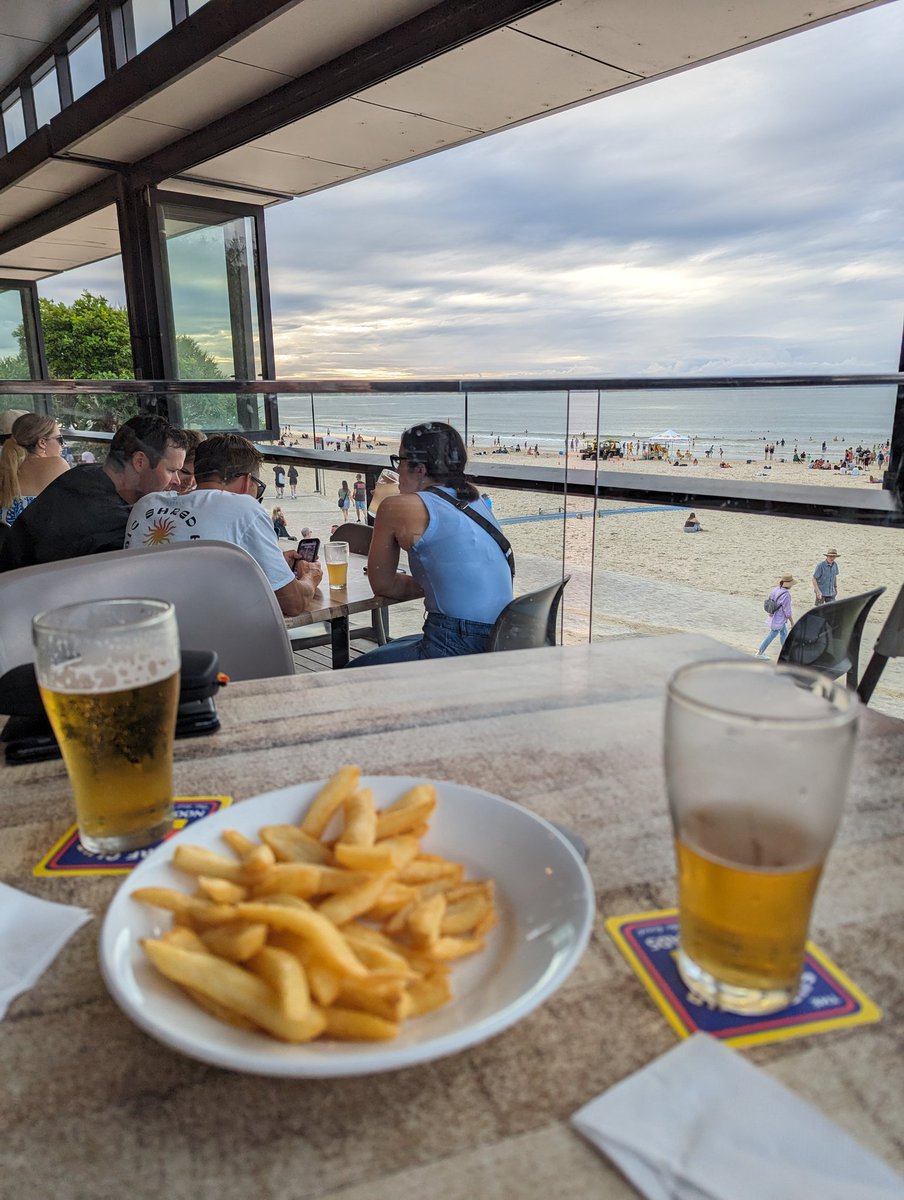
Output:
[40, 646, 180, 694]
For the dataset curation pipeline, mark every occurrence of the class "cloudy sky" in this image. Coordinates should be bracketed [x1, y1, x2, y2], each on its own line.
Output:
[56, 1, 904, 380]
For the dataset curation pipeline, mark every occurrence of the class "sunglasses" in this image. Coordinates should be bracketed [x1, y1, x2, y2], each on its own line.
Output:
[249, 474, 266, 502]
[389, 454, 423, 471]
[50, 434, 65, 445]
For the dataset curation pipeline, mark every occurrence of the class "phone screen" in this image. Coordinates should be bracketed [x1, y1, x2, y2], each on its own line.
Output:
[296, 537, 321, 561]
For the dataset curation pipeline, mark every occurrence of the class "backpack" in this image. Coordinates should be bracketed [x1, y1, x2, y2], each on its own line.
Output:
[763, 594, 778, 614]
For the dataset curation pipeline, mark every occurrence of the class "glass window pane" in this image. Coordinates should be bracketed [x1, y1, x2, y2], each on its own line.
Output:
[130, 0, 174, 55]
[187, 0, 210, 10]
[69, 28, 105, 99]
[0, 287, 31, 376]
[161, 203, 265, 431]
[3, 96, 26, 149]
[32, 65, 61, 127]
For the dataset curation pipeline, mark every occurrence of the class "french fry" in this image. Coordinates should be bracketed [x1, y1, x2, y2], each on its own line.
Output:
[235, 901, 368, 978]
[336, 978, 414, 1023]
[248, 945, 311, 1021]
[300, 765, 360, 838]
[200, 921, 269, 962]
[317, 873, 394, 926]
[240, 843, 278, 884]
[131, 887, 237, 927]
[441, 891, 491, 936]
[426, 934, 486, 961]
[406, 893, 447, 948]
[143, 939, 326, 1042]
[172, 844, 245, 884]
[162, 926, 210, 954]
[407, 970, 453, 1017]
[135, 767, 498, 1046]
[196, 876, 247, 905]
[337, 788, 376, 847]
[318, 1005, 398, 1042]
[398, 857, 464, 885]
[249, 862, 322, 899]
[259, 825, 331, 864]
[221, 829, 257, 858]
[374, 785, 436, 839]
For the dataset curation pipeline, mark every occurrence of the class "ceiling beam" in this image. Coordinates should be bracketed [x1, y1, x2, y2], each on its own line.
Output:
[125, 0, 558, 190]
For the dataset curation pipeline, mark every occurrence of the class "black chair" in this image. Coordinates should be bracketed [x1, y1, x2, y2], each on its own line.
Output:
[778, 587, 885, 688]
[857, 582, 904, 704]
[487, 576, 570, 653]
[331, 521, 373, 556]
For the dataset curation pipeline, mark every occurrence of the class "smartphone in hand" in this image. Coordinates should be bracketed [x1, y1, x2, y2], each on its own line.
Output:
[296, 537, 321, 561]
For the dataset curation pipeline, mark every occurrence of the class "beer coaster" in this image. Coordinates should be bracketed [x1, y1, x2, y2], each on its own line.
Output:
[33, 797, 233, 877]
[606, 908, 882, 1048]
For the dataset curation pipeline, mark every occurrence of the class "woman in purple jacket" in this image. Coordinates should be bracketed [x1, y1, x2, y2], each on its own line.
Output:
[756, 573, 795, 657]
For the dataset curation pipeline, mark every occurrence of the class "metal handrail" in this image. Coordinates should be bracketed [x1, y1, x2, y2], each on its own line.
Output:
[2, 373, 900, 526]
[0, 372, 901, 392]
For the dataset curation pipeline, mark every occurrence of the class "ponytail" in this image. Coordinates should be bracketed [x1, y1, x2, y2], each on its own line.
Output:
[0, 435, 25, 509]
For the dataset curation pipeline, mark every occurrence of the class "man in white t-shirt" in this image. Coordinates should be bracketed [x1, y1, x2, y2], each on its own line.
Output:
[124, 433, 322, 617]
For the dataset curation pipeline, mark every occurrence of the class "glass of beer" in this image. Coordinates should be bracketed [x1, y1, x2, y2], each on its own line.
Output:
[33, 599, 181, 855]
[324, 540, 349, 591]
[665, 659, 858, 1014]
[368, 468, 399, 517]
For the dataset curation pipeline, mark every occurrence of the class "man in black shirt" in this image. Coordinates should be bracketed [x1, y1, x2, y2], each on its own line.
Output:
[0, 414, 187, 572]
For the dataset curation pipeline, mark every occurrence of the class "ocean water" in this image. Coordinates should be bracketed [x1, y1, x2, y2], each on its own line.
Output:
[276, 385, 896, 462]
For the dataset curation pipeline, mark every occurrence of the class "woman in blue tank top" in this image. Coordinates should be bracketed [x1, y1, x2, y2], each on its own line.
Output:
[347, 422, 514, 667]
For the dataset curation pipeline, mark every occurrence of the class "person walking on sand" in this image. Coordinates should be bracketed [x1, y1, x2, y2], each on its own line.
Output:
[813, 549, 840, 606]
[287, 464, 298, 499]
[352, 473, 367, 521]
[756, 574, 795, 658]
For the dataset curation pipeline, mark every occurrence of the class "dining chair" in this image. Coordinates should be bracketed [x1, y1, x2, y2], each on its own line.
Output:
[777, 587, 885, 688]
[487, 575, 570, 653]
[856, 581, 904, 704]
[0, 541, 296, 681]
[331, 522, 373, 556]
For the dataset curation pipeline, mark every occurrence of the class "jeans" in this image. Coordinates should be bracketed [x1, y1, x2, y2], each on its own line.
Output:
[757, 624, 788, 655]
[346, 611, 495, 667]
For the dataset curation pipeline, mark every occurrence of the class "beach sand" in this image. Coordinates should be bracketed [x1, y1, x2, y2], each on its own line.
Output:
[267, 435, 904, 716]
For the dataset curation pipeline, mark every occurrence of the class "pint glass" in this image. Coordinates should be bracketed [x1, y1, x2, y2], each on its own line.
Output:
[665, 660, 858, 1014]
[33, 599, 181, 854]
[368, 468, 399, 517]
[324, 541, 349, 591]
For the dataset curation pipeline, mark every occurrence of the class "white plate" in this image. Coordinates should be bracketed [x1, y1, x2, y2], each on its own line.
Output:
[99, 777, 594, 1077]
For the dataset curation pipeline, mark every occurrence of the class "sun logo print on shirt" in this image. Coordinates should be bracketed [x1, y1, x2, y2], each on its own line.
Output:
[143, 517, 177, 545]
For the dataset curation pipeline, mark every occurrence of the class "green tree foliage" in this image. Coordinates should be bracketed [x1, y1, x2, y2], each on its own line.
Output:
[3, 291, 239, 429]
[40, 292, 134, 380]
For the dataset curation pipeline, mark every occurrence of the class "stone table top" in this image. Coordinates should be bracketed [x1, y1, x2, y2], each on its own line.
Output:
[2, 635, 902, 1199]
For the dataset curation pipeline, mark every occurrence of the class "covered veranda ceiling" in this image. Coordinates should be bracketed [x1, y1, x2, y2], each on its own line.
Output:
[0, 0, 892, 280]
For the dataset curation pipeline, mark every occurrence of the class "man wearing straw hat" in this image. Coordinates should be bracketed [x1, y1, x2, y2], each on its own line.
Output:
[812, 549, 840, 606]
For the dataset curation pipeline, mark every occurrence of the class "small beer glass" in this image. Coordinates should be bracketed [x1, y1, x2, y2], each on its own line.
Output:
[324, 541, 349, 591]
[665, 659, 858, 1014]
[33, 599, 181, 854]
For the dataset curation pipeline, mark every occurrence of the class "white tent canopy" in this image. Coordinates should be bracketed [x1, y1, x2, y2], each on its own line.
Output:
[648, 429, 689, 442]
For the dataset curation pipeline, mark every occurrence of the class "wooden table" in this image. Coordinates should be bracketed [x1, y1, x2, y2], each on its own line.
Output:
[285, 552, 403, 667]
[3, 636, 903, 1199]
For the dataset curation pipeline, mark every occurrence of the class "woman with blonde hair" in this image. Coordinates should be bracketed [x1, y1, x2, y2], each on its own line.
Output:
[0, 412, 69, 524]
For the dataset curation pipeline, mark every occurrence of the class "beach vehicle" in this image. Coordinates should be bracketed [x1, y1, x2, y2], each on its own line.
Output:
[580, 439, 621, 461]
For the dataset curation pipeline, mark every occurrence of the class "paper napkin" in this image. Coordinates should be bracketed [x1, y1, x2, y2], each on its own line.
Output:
[0, 882, 92, 1019]
[571, 1034, 904, 1200]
